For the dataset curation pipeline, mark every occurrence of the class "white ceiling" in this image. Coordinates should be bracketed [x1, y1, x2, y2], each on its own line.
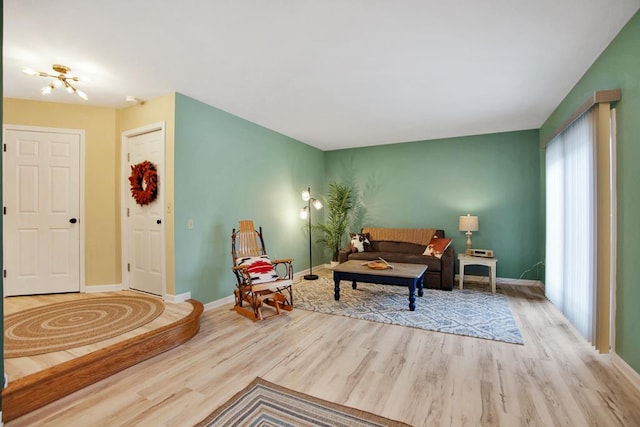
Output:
[4, 1, 639, 150]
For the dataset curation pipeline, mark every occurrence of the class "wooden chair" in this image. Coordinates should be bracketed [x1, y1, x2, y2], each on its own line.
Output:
[231, 220, 294, 320]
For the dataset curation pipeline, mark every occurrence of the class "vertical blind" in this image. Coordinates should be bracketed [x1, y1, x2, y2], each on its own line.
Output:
[545, 109, 597, 343]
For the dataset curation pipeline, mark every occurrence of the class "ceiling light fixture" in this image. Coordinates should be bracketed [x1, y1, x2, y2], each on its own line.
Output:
[22, 64, 88, 100]
[125, 95, 146, 105]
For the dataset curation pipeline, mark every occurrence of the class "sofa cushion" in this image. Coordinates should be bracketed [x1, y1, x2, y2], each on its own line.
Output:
[347, 251, 442, 272]
[423, 236, 452, 259]
[349, 232, 371, 252]
[362, 227, 436, 246]
[370, 241, 426, 255]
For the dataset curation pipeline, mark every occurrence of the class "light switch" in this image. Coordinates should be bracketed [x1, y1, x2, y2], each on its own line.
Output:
[187, 219, 194, 229]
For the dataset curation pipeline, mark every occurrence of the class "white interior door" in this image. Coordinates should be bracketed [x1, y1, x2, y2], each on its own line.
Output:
[3, 126, 82, 296]
[125, 126, 165, 296]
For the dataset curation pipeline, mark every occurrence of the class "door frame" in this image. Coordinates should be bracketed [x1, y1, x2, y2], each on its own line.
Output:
[2, 124, 86, 293]
[120, 122, 166, 298]
[609, 108, 617, 354]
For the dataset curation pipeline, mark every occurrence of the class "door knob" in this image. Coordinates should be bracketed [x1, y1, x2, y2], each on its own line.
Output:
[157, 219, 162, 224]
[69, 218, 78, 224]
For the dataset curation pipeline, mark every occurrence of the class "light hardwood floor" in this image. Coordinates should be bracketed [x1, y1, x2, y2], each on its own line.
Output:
[5, 272, 640, 426]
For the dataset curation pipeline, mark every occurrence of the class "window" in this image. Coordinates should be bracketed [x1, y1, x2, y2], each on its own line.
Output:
[544, 91, 618, 352]
[545, 110, 596, 342]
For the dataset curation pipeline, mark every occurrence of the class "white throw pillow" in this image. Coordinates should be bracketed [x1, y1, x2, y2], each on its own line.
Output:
[350, 233, 370, 253]
[236, 255, 279, 284]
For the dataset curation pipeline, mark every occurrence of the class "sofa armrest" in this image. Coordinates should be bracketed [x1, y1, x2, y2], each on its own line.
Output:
[338, 243, 353, 264]
[440, 244, 455, 290]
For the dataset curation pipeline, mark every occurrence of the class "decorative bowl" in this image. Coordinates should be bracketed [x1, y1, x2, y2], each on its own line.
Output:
[367, 261, 391, 270]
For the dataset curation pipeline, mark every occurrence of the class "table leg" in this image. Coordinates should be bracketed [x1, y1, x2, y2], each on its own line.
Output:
[334, 276, 340, 300]
[459, 262, 465, 290]
[418, 274, 424, 297]
[352, 280, 357, 290]
[491, 264, 496, 293]
[408, 280, 416, 311]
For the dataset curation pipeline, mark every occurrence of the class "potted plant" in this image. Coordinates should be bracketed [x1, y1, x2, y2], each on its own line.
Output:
[313, 182, 353, 264]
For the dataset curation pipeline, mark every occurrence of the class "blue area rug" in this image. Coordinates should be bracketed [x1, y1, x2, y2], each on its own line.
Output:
[294, 276, 524, 345]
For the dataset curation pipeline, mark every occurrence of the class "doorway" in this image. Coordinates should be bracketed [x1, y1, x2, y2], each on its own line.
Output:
[122, 123, 166, 297]
[2, 125, 84, 296]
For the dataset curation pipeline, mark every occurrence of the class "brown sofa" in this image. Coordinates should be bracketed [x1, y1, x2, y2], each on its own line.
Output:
[338, 227, 455, 290]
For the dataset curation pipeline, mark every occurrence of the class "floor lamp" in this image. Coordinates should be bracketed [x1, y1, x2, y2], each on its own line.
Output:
[300, 187, 323, 280]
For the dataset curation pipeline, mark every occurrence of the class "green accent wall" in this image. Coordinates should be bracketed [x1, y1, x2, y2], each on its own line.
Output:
[540, 10, 640, 375]
[324, 130, 541, 280]
[174, 94, 325, 303]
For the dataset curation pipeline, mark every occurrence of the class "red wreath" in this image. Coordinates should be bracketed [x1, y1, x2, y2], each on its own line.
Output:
[129, 161, 158, 206]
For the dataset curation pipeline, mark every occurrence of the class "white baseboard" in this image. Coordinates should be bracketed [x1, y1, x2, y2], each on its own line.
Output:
[84, 284, 191, 303]
[613, 352, 640, 393]
[164, 292, 191, 303]
[204, 295, 235, 311]
[456, 273, 542, 288]
[296, 268, 544, 288]
[84, 283, 123, 293]
[85, 284, 191, 304]
[293, 268, 545, 288]
[294, 264, 328, 279]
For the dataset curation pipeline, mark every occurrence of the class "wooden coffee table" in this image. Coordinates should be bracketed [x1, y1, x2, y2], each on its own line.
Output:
[332, 260, 428, 311]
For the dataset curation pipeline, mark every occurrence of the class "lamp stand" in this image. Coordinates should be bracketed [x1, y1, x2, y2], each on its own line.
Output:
[465, 231, 473, 255]
[304, 197, 318, 280]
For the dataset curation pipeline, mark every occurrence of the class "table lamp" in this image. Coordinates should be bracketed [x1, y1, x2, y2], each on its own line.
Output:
[459, 214, 479, 254]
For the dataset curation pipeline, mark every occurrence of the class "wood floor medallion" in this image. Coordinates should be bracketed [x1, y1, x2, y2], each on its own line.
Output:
[2, 292, 203, 423]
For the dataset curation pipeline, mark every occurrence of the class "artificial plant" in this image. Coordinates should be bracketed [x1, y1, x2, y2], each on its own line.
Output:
[313, 182, 353, 262]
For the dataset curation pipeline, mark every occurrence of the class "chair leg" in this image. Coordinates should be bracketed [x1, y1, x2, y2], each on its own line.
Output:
[273, 286, 293, 311]
[263, 294, 281, 316]
[252, 294, 264, 320]
[234, 289, 287, 321]
[234, 290, 258, 321]
[273, 292, 292, 311]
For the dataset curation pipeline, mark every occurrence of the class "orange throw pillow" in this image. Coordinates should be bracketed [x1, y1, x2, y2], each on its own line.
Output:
[423, 236, 452, 259]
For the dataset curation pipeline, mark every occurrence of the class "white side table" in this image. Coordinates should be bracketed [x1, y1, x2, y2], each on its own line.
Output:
[458, 254, 498, 293]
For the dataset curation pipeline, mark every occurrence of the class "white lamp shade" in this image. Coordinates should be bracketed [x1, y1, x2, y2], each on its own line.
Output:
[300, 207, 309, 219]
[302, 189, 310, 201]
[459, 214, 479, 232]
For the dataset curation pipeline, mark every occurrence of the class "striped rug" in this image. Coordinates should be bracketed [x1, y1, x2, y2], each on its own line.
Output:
[195, 377, 410, 427]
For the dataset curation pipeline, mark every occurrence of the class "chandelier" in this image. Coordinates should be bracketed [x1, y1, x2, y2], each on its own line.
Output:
[22, 64, 88, 100]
